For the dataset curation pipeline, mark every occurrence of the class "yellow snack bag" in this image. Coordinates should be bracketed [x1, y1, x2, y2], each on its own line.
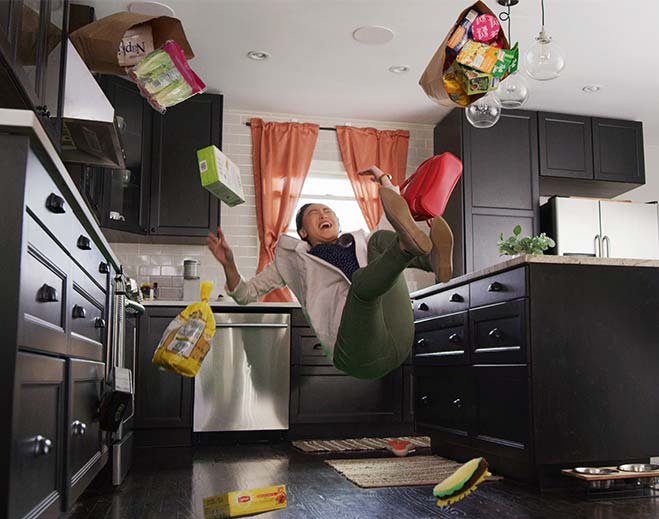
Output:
[152, 281, 216, 377]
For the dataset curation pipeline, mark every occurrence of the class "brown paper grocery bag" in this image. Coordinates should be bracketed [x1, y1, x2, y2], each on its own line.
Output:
[419, 1, 509, 107]
[70, 12, 194, 75]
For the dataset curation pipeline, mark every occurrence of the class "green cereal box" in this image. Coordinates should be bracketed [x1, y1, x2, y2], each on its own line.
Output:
[197, 145, 245, 207]
[455, 63, 499, 95]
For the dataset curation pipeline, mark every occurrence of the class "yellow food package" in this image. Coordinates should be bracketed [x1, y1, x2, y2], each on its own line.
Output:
[151, 281, 215, 377]
[203, 485, 287, 519]
[442, 66, 470, 106]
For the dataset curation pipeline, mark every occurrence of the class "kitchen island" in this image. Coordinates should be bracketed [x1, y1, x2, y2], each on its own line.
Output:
[410, 255, 659, 489]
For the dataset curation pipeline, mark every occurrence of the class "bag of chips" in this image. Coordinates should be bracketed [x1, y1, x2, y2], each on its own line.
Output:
[152, 281, 215, 377]
[128, 39, 205, 113]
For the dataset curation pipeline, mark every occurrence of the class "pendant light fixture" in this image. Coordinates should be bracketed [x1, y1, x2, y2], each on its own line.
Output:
[465, 92, 502, 129]
[494, 0, 529, 108]
[524, 0, 566, 81]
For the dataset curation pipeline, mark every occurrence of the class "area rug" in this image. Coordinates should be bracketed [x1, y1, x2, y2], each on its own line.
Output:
[292, 436, 430, 453]
[324, 455, 500, 488]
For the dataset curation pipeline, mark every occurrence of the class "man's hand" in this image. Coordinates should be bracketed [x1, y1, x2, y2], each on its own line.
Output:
[207, 228, 235, 267]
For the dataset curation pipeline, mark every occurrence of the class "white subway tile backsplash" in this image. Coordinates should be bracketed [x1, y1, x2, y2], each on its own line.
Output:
[139, 265, 161, 276]
[161, 265, 183, 276]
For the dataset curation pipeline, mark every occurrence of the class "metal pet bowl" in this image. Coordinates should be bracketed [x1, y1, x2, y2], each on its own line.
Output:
[574, 467, 619, 490]
[617, 464, 659, 488]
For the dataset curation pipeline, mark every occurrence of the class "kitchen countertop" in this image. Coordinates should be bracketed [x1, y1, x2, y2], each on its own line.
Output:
[0, 109, 122, 270]
[410, 254, 659, 299]
[142, 299, 301, 308]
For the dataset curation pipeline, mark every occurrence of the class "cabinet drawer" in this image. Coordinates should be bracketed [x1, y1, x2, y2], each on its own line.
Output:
[19, 213, 70, 355]
[413, 284, 469, 320]
[292, 327, 329, 365]
[470, 267, 527, 308]
[69, 266, 106, 361]
[10, 352, 65, 519]
[70, 217, 109, 292]
[469, 300, 527, 364]
[24, 148, 75, 252]
[291, 308, 309, 327]
[414, 312, 468, 366]
[290, 366, 402, 424]
[67, 359, 106, 507]
[415, 366, 471, 436]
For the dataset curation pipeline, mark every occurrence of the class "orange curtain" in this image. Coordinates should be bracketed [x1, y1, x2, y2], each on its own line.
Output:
[251, 118, 319, 302]
[336, 126, 410, 230]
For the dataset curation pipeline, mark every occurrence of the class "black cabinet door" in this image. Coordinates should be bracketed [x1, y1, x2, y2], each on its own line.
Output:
[135, 308, 193, 429]
[97, 75, 152, 234]
[66, 358, 106, 508]
[10, 352, 65, 519]
[464, 110, 538, 211]
[592, 117, 645, 183]
[469, 211, 534, 272]
[472, 366, 529, 452]
[149, 94, 222, 236]
[415, 366, 471, 437]
[538, 112, 593, 180]
[290, 366, 403, 424]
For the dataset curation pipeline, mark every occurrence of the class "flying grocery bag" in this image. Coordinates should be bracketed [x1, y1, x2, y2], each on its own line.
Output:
[400, 153, 463, 221]
[152, 281, 215, 377]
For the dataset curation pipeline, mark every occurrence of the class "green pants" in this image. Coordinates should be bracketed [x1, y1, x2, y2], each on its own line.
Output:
[333, 230, 431, 380]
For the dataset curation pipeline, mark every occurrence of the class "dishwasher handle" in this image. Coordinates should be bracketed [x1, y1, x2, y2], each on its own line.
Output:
[215, 323, 289, 329]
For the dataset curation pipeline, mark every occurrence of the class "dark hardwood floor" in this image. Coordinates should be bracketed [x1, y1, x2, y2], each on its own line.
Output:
[65, 443, 659, 518]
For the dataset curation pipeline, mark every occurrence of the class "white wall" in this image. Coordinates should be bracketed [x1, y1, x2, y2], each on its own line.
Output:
[111, 109, 436, 299]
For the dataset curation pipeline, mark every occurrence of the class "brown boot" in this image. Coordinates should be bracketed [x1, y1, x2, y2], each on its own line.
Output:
[380, 188, 431, 256]
[430, 216, 454, 283]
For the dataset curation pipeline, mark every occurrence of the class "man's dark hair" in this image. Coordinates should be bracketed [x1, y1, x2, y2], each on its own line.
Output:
[295, 203, 313, 232]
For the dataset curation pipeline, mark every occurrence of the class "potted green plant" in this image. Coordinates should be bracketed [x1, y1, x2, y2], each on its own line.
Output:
[497, 225, 556, 257]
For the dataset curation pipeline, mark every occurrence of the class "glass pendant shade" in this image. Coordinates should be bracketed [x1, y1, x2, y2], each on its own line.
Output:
[465, 93, 502, 129]
[524, 28, 565, 81]
[495, 71, 529, 108]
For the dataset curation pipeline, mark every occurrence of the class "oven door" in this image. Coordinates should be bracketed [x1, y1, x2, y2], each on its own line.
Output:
[120, 315, 137, 432]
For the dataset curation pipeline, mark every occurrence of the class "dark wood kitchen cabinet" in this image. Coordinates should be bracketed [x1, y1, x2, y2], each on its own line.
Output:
[436, 109, 539, 276]
[80, 77, 223, 240]
[0, 0, 69, 148]
[411, 260, 659, 489]
[135, 307, 193, 446]
[538, 113, 644, 197]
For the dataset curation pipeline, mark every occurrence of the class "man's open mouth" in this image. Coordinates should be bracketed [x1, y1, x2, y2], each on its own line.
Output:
[319, 222, 332, 230]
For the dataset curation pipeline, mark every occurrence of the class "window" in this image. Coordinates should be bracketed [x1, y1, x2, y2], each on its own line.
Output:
[287, 160, 367, 237]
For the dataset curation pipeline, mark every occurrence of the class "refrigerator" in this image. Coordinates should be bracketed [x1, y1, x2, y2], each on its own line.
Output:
[541, 197, 659, 259]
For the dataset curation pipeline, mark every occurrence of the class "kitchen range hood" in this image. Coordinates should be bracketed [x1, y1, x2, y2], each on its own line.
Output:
[60, 40, 126, 169]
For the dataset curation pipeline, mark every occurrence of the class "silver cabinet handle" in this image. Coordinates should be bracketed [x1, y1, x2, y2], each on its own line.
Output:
[72, 420, 87, 436]
[602, 235, 611, 258]
[34, 435, 53, 455]
[594, 234, 603, 257]
[215, 323, 289, 329]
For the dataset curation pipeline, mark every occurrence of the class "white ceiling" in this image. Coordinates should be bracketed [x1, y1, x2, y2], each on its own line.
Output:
[86, 0, 659, 144]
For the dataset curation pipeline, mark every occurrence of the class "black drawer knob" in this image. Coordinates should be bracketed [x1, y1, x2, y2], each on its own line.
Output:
[33, 435, 52, 456]
[36, 105, 51, 117]
[99, 262, 110, 274]
[449, 293, 463, 303]
[416, 337, 426, 347]
[488, 327, 504, 340]
[420, 395, 431, 407]
[419, 302, 429, 312]
[72, 305, 87, 319]
[95, 317, 106, 329]
[37, 284, 58, 303]
[312, 343, 322, 350]
[46, 193, 66, 214]
[72, 420, 87, 436]
[448, 333, 462, 344]
[452, 398, 463, 409]
[77, 235, 92, 250]
[487, 281, 504, 292]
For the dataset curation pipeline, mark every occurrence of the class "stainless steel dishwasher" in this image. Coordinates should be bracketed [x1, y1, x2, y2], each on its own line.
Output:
[193, 312, 290, 431]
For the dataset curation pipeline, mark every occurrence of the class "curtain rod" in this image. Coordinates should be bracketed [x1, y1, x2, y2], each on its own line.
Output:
[244, 121, 337, 132]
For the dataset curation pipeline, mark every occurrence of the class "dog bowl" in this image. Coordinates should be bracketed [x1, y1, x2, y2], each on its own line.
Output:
[574, 467, 619, 475]
[618, 464, 659, 473]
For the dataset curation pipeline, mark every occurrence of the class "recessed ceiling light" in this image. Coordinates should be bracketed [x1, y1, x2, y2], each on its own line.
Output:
[582, 85, 602, 93]
[352, 26, 395, 45]
[247, 50, 271, 61]
[128, 1, 175, 17]
[389, 65, 410, 74]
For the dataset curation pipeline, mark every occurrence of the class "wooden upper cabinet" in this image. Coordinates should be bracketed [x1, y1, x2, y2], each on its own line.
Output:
[539, 112, 593, 180]
[464, 110, 538, 211]
[592, 117, 645, 184]
[149, 94, 222, 236]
